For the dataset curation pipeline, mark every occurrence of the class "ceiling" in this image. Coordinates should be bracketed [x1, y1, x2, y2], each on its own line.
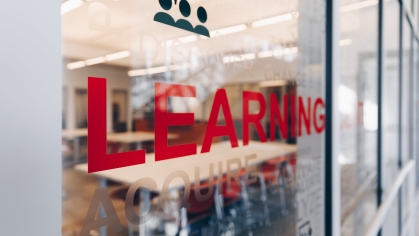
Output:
[62, 0, 299, 68]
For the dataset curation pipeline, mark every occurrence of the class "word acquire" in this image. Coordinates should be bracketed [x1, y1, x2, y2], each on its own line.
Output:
[88, 77, 325, 173]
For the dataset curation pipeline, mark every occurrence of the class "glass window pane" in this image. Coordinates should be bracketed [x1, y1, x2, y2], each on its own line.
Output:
[340, 0, 378, 234]
[382, 0, 400, 197]
[382, 4, 417, 236]
[61, 0, 327, 235]
[415, 40, 419, 190]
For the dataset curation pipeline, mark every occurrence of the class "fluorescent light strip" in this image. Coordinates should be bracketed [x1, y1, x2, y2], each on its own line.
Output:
[258, 47, 298, 58]
[61, 0, 84, 15]
[251, 12, 294, 28]
[66, 50, 130, 70]
[165, 35, 198, 47]
[341, 0, 378, 13]
[128, 63, 190, 77]
[85, 56, 105, 66]
[223, 53, 256, 63]
[209, 24, 247, 38]
[259, 80, 287, 87]
[339, 39, 352, 46]
[105, 50, 130, 61]
[67, 61, 85, 70]
[258, 51, 273, 58]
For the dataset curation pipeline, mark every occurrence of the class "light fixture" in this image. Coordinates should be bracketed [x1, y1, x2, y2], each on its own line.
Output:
[209, 24, 247, 38]
[339, 39, 352, 46]
[85, 56, 105, 66]
[258, 51, 274, 58]
[128, 63, 190, 77]
[67, 61, 85, 70]
[223, 53, 256, 63]
[105, 51, 130, 61]
[165, 35, 198, 47]
[340, 0, 378, 13]
[258, 47, 298, 59]
[251, 12, 294, 28]
[61, 0, 84, 15]
[66, 50, 131, 70]
[259, 80, 287, 87]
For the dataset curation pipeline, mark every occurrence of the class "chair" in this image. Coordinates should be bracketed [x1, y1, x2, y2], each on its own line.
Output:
[107, 142, 122, 154]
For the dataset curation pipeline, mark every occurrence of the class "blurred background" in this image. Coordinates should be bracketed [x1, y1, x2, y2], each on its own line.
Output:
[59, 0, 419, 235]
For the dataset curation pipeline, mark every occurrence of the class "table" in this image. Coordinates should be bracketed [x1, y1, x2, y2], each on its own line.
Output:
[62, 128, 88, 163]
[75, 140, 296, 236]
[75, 141, 296, 189]
[62, 130, 178, 163]
[106, 132, 179, 150]
[62, 128, 88, 139]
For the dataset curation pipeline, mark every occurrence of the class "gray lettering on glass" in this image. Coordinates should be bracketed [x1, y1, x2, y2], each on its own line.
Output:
[124, 177, 158, 225]
[217, 161, 223, 195]
[79, 188, 123, 236]
[88, 2, 122, 35]
[161, 170, 191, 212]
[226, 158, 242, 192]
[170, 38, 188, 66]
[138, 31, 161, 61]
[245, 154, 258, 185]
[194, 164, 215, 202]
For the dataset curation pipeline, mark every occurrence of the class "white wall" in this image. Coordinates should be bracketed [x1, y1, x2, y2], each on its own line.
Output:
[0, 0, 61, 235]
[62, 60, 132, 132]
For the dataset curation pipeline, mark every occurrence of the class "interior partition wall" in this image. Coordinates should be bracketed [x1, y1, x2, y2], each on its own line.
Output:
[337, 0, 419, 235]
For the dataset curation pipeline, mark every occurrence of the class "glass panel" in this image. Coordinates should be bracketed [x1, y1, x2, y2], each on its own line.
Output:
[61, 0, 326, 235]
[401, 16, 411, 167]
[381, 6, 408, 236]
[401, 15, 413, 232]
[404, 0, 413, 15]
[381, 198, 399, 236]
[382, 0, 400, 197]
[340, 0, 378, 235]
[415, 40, 419, 190]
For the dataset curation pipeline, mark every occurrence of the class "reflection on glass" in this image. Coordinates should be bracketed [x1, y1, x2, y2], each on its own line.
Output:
[381, 1, 400, 235]
[340, 0, 378, 235]
[61, 0, 326, 235]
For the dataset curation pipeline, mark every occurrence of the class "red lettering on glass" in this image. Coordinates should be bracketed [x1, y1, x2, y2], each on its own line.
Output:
[201, 89, 239, 153]
[298, 97, 311, 136]
[87, 78, 327, 172]
[313, 97, 325, 133]
[269, 94, 288, 140]
[155, 82, 197, 161]
[88, 77, 145, 173]
[290, 95, 296, 138]
[242, 91, 267, 146]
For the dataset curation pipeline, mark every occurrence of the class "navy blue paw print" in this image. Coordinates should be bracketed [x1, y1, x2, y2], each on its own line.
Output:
[154, 0, 210, 37]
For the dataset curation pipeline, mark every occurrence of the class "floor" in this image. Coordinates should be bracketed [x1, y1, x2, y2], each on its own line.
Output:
[62, 163, 414, 236]
[62, 168, 129, 236]
[62, 168, 298, 236]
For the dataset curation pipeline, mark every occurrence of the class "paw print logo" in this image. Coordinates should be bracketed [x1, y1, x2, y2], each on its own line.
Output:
[154, 0, 210, 37]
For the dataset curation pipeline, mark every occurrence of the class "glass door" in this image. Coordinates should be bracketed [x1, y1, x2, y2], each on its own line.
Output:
[61, 0, 326, 235]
